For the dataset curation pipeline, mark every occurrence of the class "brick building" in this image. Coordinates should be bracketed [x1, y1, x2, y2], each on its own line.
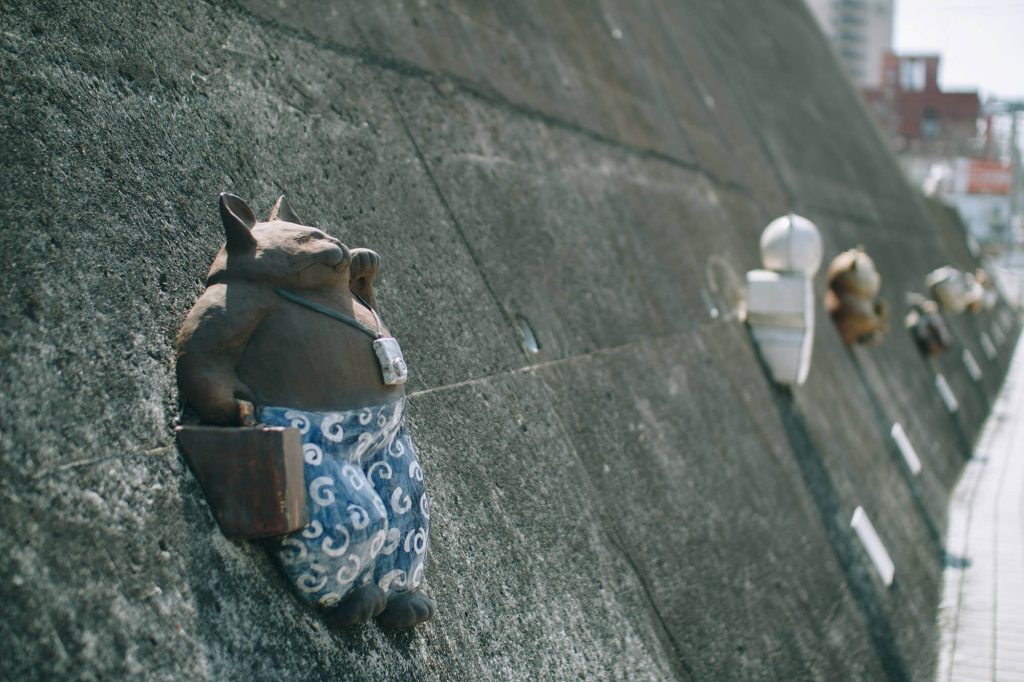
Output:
[862, 52, 981, 156]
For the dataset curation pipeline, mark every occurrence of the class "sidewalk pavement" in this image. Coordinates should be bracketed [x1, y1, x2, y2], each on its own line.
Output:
[936, 335, 1024, 681]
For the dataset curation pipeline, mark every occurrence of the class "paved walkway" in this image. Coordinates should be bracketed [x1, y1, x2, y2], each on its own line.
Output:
[936, 335, 1024, 681]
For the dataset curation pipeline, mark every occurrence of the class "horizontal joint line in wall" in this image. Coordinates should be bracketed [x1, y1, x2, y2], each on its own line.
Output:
[406, 329, 690, 399]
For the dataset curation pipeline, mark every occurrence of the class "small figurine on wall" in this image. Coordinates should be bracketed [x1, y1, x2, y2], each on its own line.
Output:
[926, 266, 986, 315]
[905, 293, 953, 357]
[825, 247, 889, 345]
[176, 193, 433, 630]
[745, 214, 823, 386]
[973, 268, 998, 311]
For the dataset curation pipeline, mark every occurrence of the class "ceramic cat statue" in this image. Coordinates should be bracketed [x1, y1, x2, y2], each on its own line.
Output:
[176, 193, 433, 630]
[904, 293, 952, 357]
[825, 247, 889, 346]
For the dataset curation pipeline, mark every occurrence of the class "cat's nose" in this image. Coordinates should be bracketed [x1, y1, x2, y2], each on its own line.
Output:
[330, 243, 351, 270]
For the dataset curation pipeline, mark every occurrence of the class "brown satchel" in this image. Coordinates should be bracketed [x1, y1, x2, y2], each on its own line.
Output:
[176, 425, 308, 538]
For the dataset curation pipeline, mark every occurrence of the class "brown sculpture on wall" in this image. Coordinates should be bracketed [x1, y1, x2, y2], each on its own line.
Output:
[177, 195, 398, 424]
[825, 247, 889, 346]
[905, 293, 953, 357]
[176, 194, 433, 630]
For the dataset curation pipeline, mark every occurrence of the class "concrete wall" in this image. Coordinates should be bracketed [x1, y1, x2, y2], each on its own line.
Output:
[1, 1, 1018, 679]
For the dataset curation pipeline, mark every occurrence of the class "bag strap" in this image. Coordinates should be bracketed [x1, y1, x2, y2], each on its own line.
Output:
[274, 288, 382, 340]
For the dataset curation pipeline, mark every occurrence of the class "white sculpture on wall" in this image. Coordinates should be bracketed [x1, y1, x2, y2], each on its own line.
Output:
[745, 214, 823, 386]
[926, 266, 985, 314]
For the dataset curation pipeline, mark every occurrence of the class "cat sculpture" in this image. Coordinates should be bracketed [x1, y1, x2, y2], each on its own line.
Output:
[825, 246, 889, 346]
[905, 293, 952, 357]
[176, 193, 433, 630]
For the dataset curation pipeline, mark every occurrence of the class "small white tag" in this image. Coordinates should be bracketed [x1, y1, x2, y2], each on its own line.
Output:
[890, 422, 922, 476]
[851, 507, 895, 587]
[935, 373, 959, 413]
[993, 322, 1007, 347]
[980, 332, 997, 360]
[962, 350, 982, 383]
[373, 337, 408, 385]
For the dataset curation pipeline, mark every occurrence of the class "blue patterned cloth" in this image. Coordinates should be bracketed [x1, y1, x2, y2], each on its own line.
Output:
[258, 399, 429, 609]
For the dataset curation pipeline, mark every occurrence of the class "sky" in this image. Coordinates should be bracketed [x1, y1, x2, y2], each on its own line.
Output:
[894, 0, 1024, 101]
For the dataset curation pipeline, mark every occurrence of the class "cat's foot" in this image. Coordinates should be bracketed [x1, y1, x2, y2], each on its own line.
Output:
[375, 590, 435, 631]
[348, 248, 381, 310]
[349, 248, 380, 281]
[324, 583, 387, 627]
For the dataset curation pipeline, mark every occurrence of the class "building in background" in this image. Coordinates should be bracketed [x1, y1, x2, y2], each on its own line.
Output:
[859, 53, 1019, 258]
[804, 0, 894, 87]
[862, 53, 981, 157]
[942, 158, 1013, 249]
[807, 0, 1023, 302]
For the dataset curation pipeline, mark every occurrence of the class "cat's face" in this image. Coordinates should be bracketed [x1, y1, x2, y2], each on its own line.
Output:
[208, 193, 351, 290]
[248, 221, 350, 288]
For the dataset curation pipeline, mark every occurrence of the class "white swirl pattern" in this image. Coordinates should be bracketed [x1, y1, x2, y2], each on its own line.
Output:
[309, 477, 336, 506]
[352, 432, 376, 462]
[368, 460, 392, 483]
[303, 443, 323, 466]
[381, 527, 401, 556]
[368, 529, 387, 555]
[319, 592, 342, 607]
[343, 464, 365, 490]
[321, 525, 350, 557]
[348, 504, 369, 530]
[279, 538, 308, 564]
[408, 461, 422, 481]
[258, 399, 430, 611]
[391, 488, 412, 514]
[284, 410, 311, 434]
[335, 555, 362, 585]
[320, 414, 346, 442]
[302, 520, 324, 540]
[372, 495, 388, 518]
[297, 564, 328, 593]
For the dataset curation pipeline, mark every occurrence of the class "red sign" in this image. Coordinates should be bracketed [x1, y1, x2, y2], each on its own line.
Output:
[967, 160, 1012, 195]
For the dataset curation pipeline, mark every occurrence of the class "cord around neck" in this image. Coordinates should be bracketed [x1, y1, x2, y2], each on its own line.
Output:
[274, 288, 382, 340]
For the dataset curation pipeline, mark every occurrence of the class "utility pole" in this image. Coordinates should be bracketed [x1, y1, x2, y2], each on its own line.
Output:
[1011, 109, 1021, 256]
[982, 99, 1024, 306]
[1012, 110, 1023, 305]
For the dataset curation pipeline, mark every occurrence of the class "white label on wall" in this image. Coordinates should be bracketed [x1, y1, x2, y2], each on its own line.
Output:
[980, 332, 997, 360]
[993, 323, 1007, 347]
[851, 506, 895, 587]
[962, 350, 982, 382]
[935, 373, 959, 413]
[1000, 310, 1013, 334]
[890, 422, 922, 476]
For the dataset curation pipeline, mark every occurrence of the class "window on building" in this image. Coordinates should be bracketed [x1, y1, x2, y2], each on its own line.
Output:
[900, 59, 926, 91]
[921, 108, 941, 138]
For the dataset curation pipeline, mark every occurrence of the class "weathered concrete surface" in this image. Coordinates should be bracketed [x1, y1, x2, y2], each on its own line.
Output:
[0, 0, 1019, 679]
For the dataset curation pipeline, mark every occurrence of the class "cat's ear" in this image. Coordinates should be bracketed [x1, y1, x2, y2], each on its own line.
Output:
[219, 193, 257, 252]
[268, 195, 302, 224]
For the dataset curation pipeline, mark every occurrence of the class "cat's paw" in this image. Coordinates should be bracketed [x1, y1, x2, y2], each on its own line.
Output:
[324, 583, 387, 628]
[349, 249, 380, 281]
[375, 590, 435, 631]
